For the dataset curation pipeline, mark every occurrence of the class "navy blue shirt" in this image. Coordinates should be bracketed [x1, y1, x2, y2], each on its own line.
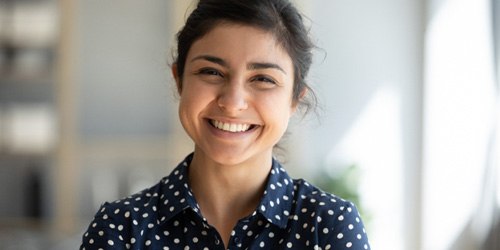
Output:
[81, 154, 370, 249]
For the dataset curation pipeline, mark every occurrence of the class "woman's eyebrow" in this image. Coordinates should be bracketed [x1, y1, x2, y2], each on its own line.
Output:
[190, 55, 227, 67]
[247, 62, 286, 74]
[190, 55, 286, 74]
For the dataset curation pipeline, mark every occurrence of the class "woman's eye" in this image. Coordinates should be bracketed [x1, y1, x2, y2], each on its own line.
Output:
[198, 68, 223, 77]
[253, 75, 277, 85]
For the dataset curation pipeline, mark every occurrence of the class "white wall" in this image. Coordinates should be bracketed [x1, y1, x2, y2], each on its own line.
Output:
[77, 0, 175, 138]
[287, 1, 424, 249]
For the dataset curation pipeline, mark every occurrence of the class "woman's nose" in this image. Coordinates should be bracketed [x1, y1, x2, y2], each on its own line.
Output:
[217, 83, 248, 113]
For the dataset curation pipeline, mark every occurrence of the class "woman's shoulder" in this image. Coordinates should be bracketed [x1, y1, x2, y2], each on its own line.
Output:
[100, 177, 166, 212]
[292, 178, 354, 206]
[290, 178, 364, 224]
[289, 178, 370, 248]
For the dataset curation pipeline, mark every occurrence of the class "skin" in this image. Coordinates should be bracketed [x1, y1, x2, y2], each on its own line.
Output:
[172, 23, 300, 247]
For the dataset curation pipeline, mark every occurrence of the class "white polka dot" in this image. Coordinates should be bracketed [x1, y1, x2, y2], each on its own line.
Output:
[337, 233, 344, 239]
[328, 210, 334, 215]
[131, 238, 136, 244]
[193, 237, 199, 243]
[325, 244, 332, 250]
[323, 228, 329, 234]
[338, 215, 345, 221]
[89, 239, 94, 244]
[269, 232, 275, 238]
[98, 231, 104, 236]
[295, 233, 300, 239]
[348, 224, 354, 230]
[357, 234, 362, 239]
[317, 216, 322, 223]
[142, 213, 148, 218]
[287, 242, 293, 248]
[346, 242, 353, 248]
[174, 238, 180, 244]
[108, 240, 114, 246]
[118, 225, 124, 231]
[145, 240, 151, 246]
[260, 241, 265, 247]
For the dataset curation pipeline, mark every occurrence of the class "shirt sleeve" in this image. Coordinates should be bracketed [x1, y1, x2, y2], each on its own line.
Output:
[325, 201, 371, 250]
[80, 202, 127, 250]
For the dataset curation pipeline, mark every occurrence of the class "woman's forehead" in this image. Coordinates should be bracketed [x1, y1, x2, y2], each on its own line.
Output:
[186, 24, 293, 70]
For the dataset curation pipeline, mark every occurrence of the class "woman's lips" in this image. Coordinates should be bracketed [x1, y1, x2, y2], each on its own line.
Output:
[209, 119, 258, 133]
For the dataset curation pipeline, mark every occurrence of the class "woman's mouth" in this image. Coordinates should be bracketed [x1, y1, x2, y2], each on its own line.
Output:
[209, 119, 257, 133]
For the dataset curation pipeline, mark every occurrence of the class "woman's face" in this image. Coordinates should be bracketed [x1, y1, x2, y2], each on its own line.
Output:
[174, 24, 296, 166]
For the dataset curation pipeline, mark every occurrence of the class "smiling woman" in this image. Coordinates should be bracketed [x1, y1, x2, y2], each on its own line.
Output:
[80, 0, 371, 249]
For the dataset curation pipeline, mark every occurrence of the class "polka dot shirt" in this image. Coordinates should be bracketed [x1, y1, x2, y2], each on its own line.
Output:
[80, 154, 370, 249]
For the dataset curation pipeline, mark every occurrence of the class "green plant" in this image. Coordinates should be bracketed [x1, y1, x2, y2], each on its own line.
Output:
[313, 164, 370, 222]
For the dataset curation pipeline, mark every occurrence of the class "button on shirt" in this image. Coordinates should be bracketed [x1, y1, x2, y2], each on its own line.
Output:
[80, 154, 371, 249]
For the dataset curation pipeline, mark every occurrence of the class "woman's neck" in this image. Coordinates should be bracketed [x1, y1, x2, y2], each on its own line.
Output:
[187, 148, 272, 247]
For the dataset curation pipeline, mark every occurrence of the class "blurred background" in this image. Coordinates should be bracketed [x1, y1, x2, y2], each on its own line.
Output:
[0, 0, 498, 249]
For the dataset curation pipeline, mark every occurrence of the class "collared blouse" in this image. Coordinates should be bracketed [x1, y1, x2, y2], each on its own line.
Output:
[80, 154, 370, 249]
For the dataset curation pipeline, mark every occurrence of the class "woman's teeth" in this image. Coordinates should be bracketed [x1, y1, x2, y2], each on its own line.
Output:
[212, 120, 251, 133]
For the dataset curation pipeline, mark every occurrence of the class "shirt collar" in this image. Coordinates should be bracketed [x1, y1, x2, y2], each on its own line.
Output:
[158, 153, 202, 222]
[158, 154, 294, 229]
[255, 157, 294, 229]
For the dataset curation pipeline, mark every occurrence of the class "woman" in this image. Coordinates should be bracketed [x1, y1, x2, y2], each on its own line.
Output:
[80, 0, 370, 249]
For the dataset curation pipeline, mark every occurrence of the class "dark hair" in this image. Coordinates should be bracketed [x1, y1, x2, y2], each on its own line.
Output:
[173, 0, 317, 113]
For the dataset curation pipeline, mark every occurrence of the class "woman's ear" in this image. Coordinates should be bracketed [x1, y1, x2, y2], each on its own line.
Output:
[171, 64, 182, 94]
[291, 88, 308, 113]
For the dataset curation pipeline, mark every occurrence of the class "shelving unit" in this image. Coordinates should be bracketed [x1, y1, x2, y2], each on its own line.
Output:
[0, 0, 58, 224]
[0, 1, 195, 248]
